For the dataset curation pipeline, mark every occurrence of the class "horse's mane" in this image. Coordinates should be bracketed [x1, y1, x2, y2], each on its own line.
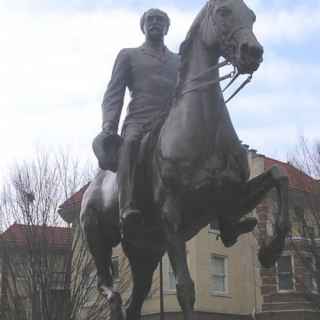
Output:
[177, 2, 210, 91]
[179, 3, 209, 57]
[145, 3, 212, 140]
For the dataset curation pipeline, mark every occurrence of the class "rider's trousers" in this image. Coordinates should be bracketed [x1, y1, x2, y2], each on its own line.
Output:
[117, 138, 140, 216]
[117, 122, 146, 217]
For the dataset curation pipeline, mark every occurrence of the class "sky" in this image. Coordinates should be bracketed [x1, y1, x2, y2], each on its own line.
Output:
[0, 0, 319, 179]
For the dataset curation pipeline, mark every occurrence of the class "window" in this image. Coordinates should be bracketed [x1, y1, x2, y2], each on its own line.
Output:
[291, 206, 304, 237]
[16, 296, 30, 319]
[49, 289, 70, 319]
[305, 256, 318, 293]
[291, 206, 318, 239]
[51, 272, 66, 290]
[303, 225, 315, 239]
[163, 255, 176, 291]
[13, 256, 27, 280]
[277, 255, 294, 291]
[83, 268, 97, 307]
[209, 217, 219, 233]
[168, 262, 176, 290]
[210, 255, 228, 294]
[112, 256, 119, 281]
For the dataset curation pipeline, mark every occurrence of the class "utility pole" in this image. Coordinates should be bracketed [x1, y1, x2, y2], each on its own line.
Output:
[160, 257, 164, 320]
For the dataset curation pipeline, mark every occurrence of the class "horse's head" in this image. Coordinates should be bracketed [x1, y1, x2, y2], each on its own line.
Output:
[201, 0, 263, 74]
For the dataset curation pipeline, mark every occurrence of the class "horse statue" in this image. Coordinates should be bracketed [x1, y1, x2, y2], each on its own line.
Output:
[80, 1, 290, 319]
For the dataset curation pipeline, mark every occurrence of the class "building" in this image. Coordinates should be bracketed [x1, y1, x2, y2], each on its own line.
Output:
[251, 152, 320, 320]
[0, 223, 72, 320]
[59, 150, 320, 320]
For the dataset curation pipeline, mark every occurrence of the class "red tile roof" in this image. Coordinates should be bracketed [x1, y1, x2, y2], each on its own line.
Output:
[0, 223, 72, 248]
[59, 183, 89, 210]
[264, 157, 319, 193]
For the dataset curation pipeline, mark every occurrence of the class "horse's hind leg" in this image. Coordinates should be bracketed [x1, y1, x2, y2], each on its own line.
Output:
[124, 247, 163, 320]
[81, 205, 119, 298]
[82, 205, 125, 320]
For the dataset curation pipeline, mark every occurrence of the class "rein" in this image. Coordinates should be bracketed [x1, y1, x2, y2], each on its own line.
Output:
[180, 60, 253, 104]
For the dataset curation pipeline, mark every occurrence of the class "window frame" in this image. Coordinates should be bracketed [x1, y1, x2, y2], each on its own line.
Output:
[112, 256, 120, 282]
[162, 254, 176, 293]
[291, 206, 319, 240]
[82, 264, 98, 308]
[276, 254, 295, 293]
[304, 255, 318, 294]
[50, 271, 67, 290]
[209, 254, 229, 296]
[208, 217, 220, 234]
[167, 261, 176, 291]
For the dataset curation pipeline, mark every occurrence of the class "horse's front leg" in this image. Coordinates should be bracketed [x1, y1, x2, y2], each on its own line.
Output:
[166, 231, 195, 320]
[163, 198, 195, 320]
[238, 165, 290, 267]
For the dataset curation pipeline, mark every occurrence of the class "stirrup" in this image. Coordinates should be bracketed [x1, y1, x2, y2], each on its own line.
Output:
[121, 208, 142, 222]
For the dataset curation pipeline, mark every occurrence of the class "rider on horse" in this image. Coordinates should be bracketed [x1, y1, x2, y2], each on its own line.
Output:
[93, 8, 180, 235]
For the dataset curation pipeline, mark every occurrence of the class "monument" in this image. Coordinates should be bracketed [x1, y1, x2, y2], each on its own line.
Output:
[80, 1, 290, 320]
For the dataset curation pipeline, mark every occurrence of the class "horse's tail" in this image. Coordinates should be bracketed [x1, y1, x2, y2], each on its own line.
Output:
[257, 167, 290, 268]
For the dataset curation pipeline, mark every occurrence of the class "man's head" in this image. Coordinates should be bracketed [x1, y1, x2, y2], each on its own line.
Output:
[140, 8, 170, 40]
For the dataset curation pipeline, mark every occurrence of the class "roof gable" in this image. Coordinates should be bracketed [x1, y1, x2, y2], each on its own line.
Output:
[0, 223, 72, 248]
[264, 157, 319, 193]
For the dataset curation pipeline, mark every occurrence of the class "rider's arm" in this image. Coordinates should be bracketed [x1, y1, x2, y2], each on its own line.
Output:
[101, 49, 130, 133]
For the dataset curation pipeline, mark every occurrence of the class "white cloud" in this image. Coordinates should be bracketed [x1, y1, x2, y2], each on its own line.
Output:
[255, 4, 320, 45]
[255, 57, 320, 89]
[0, 1, 319, 180]
[0, 6, 195, 177]
[227, 55, 320, 160]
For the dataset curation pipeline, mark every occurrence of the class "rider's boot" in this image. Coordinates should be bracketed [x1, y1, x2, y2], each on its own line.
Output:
[118, 139, 143, 238]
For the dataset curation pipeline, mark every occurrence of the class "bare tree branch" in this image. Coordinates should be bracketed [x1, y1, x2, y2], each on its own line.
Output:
[0, 148, 107, 320]
[288, 137, 320, 310]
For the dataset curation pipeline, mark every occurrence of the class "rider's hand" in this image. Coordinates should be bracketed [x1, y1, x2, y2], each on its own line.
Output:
[102, 123, 117, 137]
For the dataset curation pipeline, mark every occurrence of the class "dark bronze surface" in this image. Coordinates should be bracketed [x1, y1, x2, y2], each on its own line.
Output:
[82, 2, 289, 320]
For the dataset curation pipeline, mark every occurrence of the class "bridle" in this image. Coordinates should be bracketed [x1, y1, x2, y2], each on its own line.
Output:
[180, 2, 255, 103]
[180, 60, 252, 103]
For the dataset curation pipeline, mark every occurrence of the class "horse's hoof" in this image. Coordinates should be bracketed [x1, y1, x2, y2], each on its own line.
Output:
[221, 236, 237, 248]
[258, 238, 283, 269]
[237, 217, 257, 234]
[258, 246, 276, 268]
[109, 291, 122, 305]
[99, 284, 114, 300]
[97, 275, 114, 300]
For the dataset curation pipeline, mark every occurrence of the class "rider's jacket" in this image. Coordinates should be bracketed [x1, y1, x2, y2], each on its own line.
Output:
[102, 42, 179, 133]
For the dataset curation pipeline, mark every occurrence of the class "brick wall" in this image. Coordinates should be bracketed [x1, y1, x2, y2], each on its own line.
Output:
[256, 310, 320, 320]
[256, 192, 320, 316]
[142, 311, 250, 320]
[142, 310, 320, 320]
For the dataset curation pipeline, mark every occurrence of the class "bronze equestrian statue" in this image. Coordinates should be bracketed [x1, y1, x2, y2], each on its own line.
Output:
[81, 1, 290, 320]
